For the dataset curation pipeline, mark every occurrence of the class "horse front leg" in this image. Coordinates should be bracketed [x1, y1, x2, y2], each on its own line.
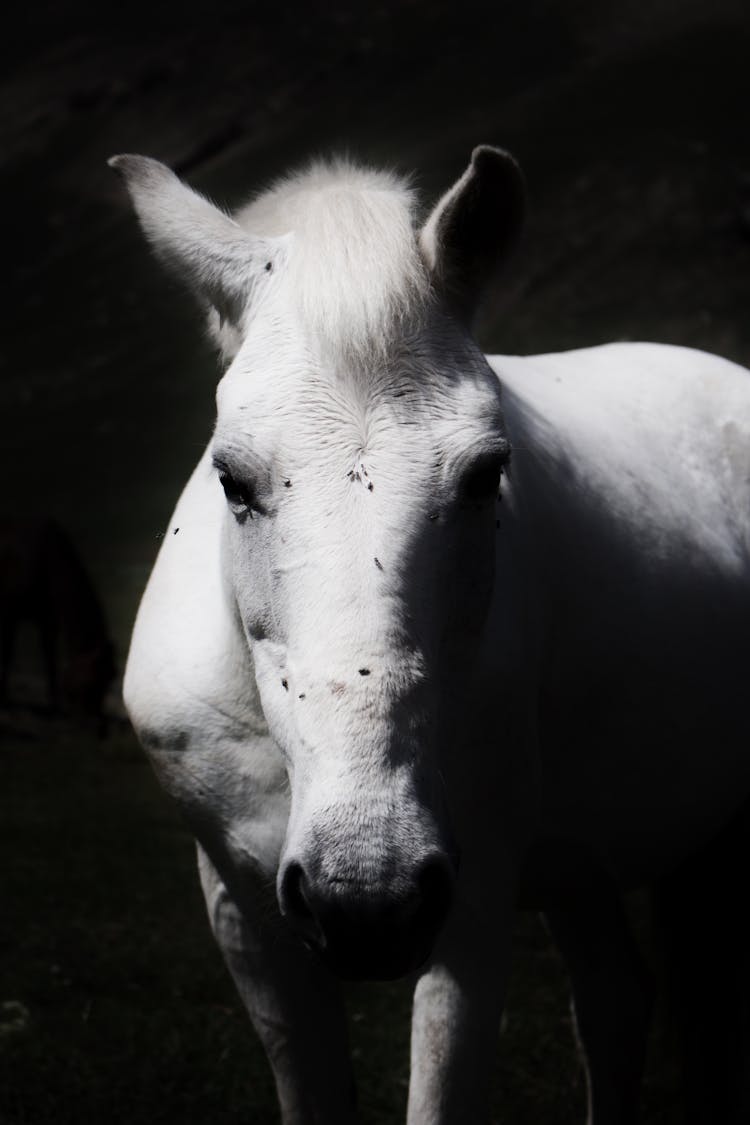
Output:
[197, 846, 357, 1125]
[544, 890, 654, 1125]
[408, 884, 516, 1125]
[407, 677, 537, 1125]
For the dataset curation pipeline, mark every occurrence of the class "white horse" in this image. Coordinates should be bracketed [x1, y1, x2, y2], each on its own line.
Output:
[114, 146, 750, 1124]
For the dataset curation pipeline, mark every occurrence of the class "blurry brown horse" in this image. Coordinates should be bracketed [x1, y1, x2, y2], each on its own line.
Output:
[0, 517, 116, 730]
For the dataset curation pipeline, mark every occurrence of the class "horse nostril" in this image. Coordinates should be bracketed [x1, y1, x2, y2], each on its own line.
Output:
[416, 854, 455, 932]
[277, 850, 456, 979]
[278, 860, 327, 948]
[280, 861, 311, 919]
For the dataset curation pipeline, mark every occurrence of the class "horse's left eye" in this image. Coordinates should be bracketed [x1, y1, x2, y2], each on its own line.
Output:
[461, 457, 504, 504]
[218, 471, 258, 517]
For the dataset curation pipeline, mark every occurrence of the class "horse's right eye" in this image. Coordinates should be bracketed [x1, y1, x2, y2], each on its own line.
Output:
[218, 471, 257, 518]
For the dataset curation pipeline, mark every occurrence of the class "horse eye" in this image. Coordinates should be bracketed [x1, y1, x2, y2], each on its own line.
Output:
[218, 471, 257, 517]
[461, 457, 504, 504]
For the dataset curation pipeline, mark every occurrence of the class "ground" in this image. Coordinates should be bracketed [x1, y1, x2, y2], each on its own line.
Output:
[2, 724, 685, 1123]
[1, 1, 748, 1120]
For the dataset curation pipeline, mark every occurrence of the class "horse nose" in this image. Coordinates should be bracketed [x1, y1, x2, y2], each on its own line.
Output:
[278, 854, 455, 980]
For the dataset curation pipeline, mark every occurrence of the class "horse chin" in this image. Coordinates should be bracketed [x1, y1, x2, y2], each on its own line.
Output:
[307, 932, 435, 982]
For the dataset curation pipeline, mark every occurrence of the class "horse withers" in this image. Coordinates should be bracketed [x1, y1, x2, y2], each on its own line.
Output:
[115, 146, 750, 1123]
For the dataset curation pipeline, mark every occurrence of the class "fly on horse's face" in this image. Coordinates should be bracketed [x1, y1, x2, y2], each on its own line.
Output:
[113, 146, 524, 979]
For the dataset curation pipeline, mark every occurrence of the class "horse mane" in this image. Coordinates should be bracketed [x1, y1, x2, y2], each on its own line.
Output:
[232, 157, 431, 365]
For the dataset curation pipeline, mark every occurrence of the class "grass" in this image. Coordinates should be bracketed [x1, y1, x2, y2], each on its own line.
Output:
[0, 719, 683, 1124]
[0, 723, 278, 1125]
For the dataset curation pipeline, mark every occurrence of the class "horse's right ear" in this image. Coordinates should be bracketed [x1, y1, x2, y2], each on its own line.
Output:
[108, 155, 284, 333]
[419, 146, 525, 322]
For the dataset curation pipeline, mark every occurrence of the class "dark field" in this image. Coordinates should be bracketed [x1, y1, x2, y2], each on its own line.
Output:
[2, 0, 749, 1121]
[2, 727, 684, 1123]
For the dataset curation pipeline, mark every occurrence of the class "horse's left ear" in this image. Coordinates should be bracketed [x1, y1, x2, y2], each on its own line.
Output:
[419, 146, 525, 321]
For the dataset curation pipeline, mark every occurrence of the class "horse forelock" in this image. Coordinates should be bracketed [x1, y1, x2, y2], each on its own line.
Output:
[234, 158, 431, 367]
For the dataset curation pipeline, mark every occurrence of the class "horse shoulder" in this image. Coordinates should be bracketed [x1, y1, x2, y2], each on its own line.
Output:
[485, 344, 750, 879]
[125, 449, 290, 884]
[489, 341, 750, 435]
[488, 343, 750, 573]
[124, 447, 266, 749]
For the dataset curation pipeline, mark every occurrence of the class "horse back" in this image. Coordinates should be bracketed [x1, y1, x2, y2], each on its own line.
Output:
[489, 343, 750, 886]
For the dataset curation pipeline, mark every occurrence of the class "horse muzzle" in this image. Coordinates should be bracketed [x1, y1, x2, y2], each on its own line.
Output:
[278, 851, 456, 980]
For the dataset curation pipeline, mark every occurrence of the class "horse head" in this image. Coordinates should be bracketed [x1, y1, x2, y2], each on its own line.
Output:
[114, 148, 524, 979]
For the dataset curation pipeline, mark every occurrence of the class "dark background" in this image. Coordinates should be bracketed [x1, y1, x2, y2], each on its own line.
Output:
[2, 2, 749, 1121]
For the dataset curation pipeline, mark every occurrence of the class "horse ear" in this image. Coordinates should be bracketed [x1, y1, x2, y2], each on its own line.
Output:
[108, 154, 282, 332]
[419, 146, 525, 321]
